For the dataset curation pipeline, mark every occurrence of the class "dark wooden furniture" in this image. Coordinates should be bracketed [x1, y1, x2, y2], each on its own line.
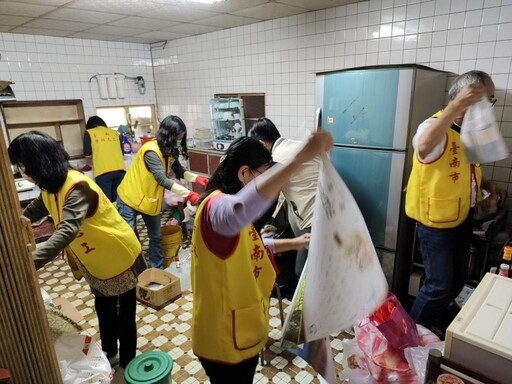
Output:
[1, 99, 86, 158]
[424, 349, 500, 384]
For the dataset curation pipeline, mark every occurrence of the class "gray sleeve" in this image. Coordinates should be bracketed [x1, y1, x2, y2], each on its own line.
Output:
[144, 151, 174, 190]
[32, 183, 98, 270]
[23, 195, 49, 223]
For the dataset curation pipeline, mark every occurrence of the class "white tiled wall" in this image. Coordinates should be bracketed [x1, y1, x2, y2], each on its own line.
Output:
[0, 33, 156, 119]
[0, 0, 511, 215]
[153, 0, 512, 209]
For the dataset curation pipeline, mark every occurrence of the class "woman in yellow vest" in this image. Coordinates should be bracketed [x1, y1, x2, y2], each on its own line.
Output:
[117, 115, 208, 269]
[191, 132, 333, 383]
[8, 131, 146, 370]
[83, 116, 126, 202]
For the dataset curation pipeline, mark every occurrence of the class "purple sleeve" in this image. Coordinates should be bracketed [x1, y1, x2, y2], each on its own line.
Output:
[209, 181, 274, 237]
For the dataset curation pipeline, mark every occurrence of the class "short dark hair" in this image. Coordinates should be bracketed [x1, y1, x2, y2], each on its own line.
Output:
[86, 116, 107, 130]
[157, 115, 188, 159]
[8, 131, 70, 193]
[448, 70, 493, 101]
[247, 118, 281, 144]
[202, 136, 272, 200]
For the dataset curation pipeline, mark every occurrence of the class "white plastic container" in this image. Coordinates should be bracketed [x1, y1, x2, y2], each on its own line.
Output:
[445, 273, 512, 383]
[195, 138, 213, 149]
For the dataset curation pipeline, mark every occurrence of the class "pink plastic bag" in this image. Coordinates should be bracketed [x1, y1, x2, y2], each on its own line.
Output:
[369, 292, 420, 351]
[354, 320, 416, 383]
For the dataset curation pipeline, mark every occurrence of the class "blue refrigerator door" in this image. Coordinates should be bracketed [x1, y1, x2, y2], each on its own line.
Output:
[329, 146, 405, 251]
[322, 68, 413, 150]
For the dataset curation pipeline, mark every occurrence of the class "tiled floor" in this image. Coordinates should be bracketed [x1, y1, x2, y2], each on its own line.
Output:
[38, 211, 348, 383]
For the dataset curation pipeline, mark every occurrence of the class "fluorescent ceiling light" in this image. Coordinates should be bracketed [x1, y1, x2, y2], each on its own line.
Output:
[184, 0, 224, 3]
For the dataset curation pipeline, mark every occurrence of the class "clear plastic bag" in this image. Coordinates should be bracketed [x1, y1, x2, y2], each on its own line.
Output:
[404, 341, 445, 383]
[461, 97, 509, 164]
[55, 333, 112, 384]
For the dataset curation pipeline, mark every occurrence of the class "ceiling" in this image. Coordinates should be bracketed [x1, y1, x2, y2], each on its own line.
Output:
[0, 0, 363, 44]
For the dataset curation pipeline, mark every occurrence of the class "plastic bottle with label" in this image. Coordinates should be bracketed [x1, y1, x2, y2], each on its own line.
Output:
[498, 263, 510, 277]
[121, 134, 132, 154]
[496, 245, 512, 277]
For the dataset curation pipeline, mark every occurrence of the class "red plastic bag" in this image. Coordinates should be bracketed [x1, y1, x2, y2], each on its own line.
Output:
[370, 292, 420, 351]
[354, 320, 416, 383]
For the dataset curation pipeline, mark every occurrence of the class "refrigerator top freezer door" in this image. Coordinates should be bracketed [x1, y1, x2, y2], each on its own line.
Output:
[320, 68, 413, 150]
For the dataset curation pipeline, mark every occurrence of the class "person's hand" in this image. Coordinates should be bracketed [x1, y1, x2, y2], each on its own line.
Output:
[294, 233, 311, 250]
[187, 191, 200, 206]
[195, 176, 209, 188]
[299, 131, 334, 162]
[452, 83, 487, 111]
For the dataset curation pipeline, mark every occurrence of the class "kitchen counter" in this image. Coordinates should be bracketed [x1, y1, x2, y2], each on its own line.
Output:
[188, 147, 225, 155]
[16, 154, 133, 206]
[187, 148, 224, 181]
[18, 186, 40, 206]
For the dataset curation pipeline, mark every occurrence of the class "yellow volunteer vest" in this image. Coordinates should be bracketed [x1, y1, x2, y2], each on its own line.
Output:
[117, 140, 174, 216]
[88, 126, 125, 178]
[191, 191, 276, 363]
[405, 113, 482, 228]
[41, 170, 141, 279]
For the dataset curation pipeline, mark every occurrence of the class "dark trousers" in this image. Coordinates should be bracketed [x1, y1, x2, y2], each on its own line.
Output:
[95, 170, 125, 202]
[409, 213, 473, 328]
[94, 288, 137, 368]
[200, 355, 259, 384]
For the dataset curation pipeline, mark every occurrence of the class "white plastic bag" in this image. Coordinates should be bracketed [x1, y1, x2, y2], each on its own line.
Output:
[461, 97, 509, 163]
[55, 333, 112, 384]
[404, 341, 445, 384]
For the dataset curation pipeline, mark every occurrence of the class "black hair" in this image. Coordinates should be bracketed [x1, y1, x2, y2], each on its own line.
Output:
[448, 70, 493, 101]
[202, 136, 272, 202]
[8, 131, 71, 193]
[247, 117, 281, 144]
[86, 115, 107, 130]
[157, 115, 188, 159]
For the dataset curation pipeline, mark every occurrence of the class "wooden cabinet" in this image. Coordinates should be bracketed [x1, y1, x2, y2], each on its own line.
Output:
[1, 100, 86, 158]
[188, 148, 223, 192]
[214, 93, 265, 134]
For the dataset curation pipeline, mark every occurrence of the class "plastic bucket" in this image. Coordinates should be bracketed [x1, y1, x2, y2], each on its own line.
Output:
[161, 225, 183, 268]
[125, 351, 173, 384]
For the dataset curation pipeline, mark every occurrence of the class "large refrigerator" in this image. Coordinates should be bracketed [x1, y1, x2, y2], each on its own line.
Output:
[315, 65, 448, 302]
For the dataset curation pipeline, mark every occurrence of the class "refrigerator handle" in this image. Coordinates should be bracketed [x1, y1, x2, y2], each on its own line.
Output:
[315, 107, 322, 132]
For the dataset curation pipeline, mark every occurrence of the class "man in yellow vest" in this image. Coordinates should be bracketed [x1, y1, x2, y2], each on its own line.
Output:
[83, 116, 126, 202]
[117, 115, 208, 269]
[405, 70, 496, 333]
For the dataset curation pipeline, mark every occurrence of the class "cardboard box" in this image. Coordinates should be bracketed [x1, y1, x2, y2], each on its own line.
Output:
[136, 268, 181, 309]
[53, 297, 84, 324]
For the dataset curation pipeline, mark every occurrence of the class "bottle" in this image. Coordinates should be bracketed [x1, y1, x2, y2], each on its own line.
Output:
[498, 263, 510, 277]
[496, 245, 512, 277]
[121, 133, 132, 154]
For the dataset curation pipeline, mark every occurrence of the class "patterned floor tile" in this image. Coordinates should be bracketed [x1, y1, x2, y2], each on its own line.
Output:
[38, 210, 347, 383]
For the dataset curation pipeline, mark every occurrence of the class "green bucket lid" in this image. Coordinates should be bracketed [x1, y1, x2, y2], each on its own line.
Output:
[124, 351, 173, 384]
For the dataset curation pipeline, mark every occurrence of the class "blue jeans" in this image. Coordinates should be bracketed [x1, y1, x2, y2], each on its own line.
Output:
[409, 212, 473, 328]
[117, 198, 163, 269]
[95, 170, 125, 202]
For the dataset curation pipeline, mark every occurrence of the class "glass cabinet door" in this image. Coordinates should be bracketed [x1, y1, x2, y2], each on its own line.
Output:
[209, 98, 245, 150]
